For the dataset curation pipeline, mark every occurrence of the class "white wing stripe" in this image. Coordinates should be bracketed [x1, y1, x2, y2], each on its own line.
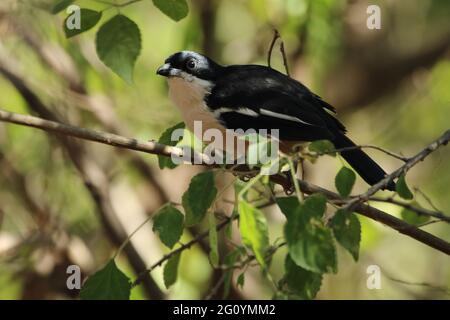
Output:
[260, 108, 315, 126]
[213, 107, 259, 118]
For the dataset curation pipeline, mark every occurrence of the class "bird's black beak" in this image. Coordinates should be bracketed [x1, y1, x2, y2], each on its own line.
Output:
[156, 63, 172, 77]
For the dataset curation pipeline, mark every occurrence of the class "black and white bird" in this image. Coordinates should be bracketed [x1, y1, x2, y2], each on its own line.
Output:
[157, 51, 395, 190]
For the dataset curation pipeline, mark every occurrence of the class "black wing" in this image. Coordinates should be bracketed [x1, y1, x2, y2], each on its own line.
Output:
[205, 65, 345, 141]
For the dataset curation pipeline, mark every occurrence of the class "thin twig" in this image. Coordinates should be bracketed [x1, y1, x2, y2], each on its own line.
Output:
[343, 129, 450, 212]
[309, 144, 409, 162]
[267, 29, 280, 68]
[369, 197, 450, 223]
[279, 41, 290, 77]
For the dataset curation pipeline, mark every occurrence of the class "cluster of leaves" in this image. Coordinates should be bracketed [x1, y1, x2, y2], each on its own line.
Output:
[79, 126, 422, 300]
[52, 0, 189, 83]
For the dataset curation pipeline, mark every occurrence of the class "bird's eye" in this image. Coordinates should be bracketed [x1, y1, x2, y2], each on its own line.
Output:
[186, 59, 197, 70]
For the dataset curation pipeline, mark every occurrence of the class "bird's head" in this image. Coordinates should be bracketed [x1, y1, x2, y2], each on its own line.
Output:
[156, 51, 221, 84]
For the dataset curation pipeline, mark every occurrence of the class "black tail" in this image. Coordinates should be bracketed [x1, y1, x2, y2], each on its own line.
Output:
[332, 133, 395, 191]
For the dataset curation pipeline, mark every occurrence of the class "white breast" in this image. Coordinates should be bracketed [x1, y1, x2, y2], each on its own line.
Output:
[167, 77, 226, 137]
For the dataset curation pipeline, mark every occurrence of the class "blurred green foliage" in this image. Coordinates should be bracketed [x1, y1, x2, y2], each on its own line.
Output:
[0, 0, 449, 299]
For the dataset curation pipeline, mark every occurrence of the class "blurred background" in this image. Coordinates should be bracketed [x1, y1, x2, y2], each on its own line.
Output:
[0, 0, 449, 299]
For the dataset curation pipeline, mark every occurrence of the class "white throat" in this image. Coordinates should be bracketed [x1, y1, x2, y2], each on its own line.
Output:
[167, 76, 225, 135]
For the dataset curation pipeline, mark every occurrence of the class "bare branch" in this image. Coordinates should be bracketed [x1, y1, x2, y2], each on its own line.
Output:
[369, 197, 450, 223]
[1, 109, 450, 255]
[267, 29, 280, 69]
[342, 128, 450, 212]
[310, 144, 409, 162]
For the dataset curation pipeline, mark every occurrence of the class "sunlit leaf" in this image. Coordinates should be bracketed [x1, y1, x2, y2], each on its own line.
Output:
[238, 201, 269, 268]
[96, 14, 141, 84]
[80, 260, 131, 300]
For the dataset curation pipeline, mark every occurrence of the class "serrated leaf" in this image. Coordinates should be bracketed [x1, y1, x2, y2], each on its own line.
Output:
[396, 175, 414, 200]
[330, 209, 361, 261]
[335, 167, 356, 198]
[80, 260, 131, 300]
[52, 0, 73, 14]
[308, 140, 336, 157]
[152, 204, 184, 249]
[96, 14, 141, 84]
[208, 213, 219, 267]
[64, 9, 102, 38]
[182, 171, 217, 226]
[152, 0, 189, 21]
[284, 254, 322, 299]
[163, 252, 181, 289]
[238, 201, 269, 267]
[401, 204, 430, 225]
[157, 122, 185, 169]
[284, 197, 336, 273]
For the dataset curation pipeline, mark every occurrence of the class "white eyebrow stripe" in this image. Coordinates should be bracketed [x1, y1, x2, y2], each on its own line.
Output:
[259, 108, 315, 126]
[213, 107, 259, 118]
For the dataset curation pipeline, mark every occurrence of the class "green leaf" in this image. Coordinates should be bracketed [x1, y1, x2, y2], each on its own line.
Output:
[330, 209, 361, 261]
[396, 175, 414, 200]
[208, 213, 219, 267]
[401, 204, 430, 225]
[163, 252, 181, 289]
[157, 122, 185, 169]
[64, 9, 102, 38]
[277, 194, 326, 220]
[52, 0, 73, 14]
[96, 14, 141, 84]
[152, 0, 189, 21]
[222, 248, 243, 299]
[284, 254, 322, 299]
[152, 204, 184, 249]
[238, 201, 269, 268]
[308, 140, 336, 157]
[80, 260, 131, 300]
[276, 196, 300, 221]
[303, 194, 327, 219]
[284, 196, 336, 273]
[335, 167, 356, 198]
[236, 273, 245, 289]
[182, 171, 217, 226]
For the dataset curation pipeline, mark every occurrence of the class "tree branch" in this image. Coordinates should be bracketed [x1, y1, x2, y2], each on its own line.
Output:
[1, 109, 450, 256]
